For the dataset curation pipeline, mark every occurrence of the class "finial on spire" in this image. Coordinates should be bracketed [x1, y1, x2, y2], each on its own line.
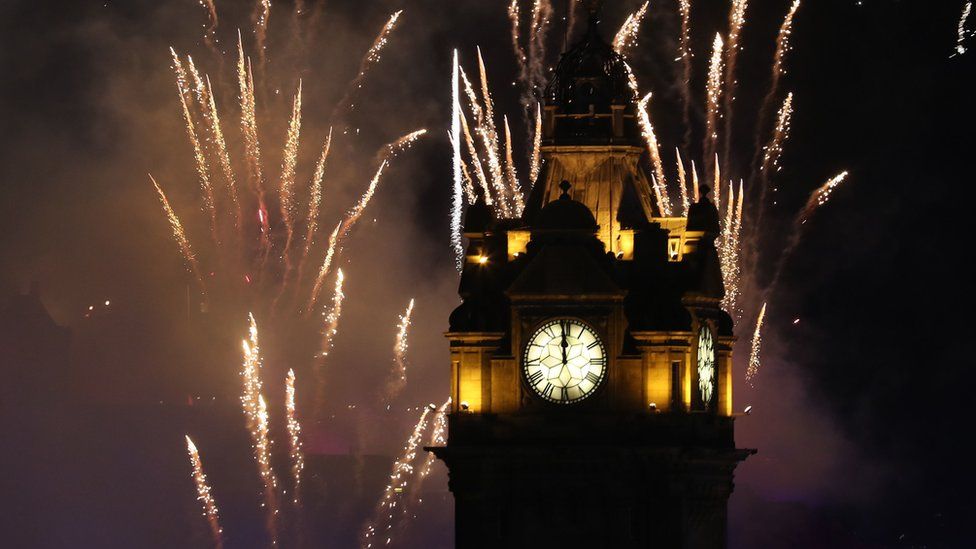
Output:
[559, 180, 572, 199]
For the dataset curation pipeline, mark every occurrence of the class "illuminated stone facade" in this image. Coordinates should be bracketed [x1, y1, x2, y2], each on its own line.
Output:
[431, 10, 752, 548]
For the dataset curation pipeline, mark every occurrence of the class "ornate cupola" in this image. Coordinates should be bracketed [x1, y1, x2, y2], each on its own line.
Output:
[524, 2, 661, 258]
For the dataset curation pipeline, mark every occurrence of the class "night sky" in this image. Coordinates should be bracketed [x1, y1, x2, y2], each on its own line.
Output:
[1, 0, 974, 547]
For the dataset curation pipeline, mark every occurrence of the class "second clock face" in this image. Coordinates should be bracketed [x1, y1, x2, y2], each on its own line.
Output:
[523, 319, 607, 404]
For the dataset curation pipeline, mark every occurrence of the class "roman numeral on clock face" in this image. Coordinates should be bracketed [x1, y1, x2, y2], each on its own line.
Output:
[527, 370, 544, 386]
[590, 357, 604, 366]
[559, 387, 569, 401]
[542, 383, 555, 399]
[585, 372, 601, 385]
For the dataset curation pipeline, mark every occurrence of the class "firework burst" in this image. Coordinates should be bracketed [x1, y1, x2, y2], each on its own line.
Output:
[613, 1, 649, 56]
[746, 302, 767, 385]
[362, 406, 433, 548]
[185, 436, 223, 548]
[149, 175, 205, 292]
[386, 299, 416, 402]
[285, 369, 305, 505]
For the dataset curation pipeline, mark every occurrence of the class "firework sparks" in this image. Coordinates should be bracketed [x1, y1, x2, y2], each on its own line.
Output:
[171, 49, 217, 241]
[954, 2, 973, 56]
[334, 10, 403, 118]
[185, 436, 223, 548]
[279, 82, 303, 270]
[298, 128, 333, 278]
[503, 116, 524, 215]
[691, 159, 700, 202]
[204, 75, 242, 228]
[459, 65, 510, 217]
[613, 1, 649, 56]
[718, 180, 741, 314]
[676, 149, 690, 216]
[451, 50, 464, 271]
[149, 175, 205, 292]
[529, 102, 543, 185]
[237, 35, 271, 249]
[678, 0, 693, 147]
[239, 315, 279, 542]
[458, 107, 493, 205]
[721, 0, 749, 167]
[252, 0, 272, 66]
[746, 302, 767, 385]
[770, 2, 801, 101]
[307, 129, 426, 308]
[387, 299, 415, 402]
[636, 92, 671, 216]
[285, 369, 305, 505]
[313, 268, 345, 419]
[761, 92, 794, 186]
[508, 0, 527, 74]
[705, 33, 725, 181]
[798, 171, 850, 225]
[362, 406, 433, 548]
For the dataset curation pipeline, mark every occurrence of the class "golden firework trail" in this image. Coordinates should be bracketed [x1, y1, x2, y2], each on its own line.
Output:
[171, 49, 217, 241]
[769, 2, 801, 103]
[613, 1, 649, 56]
[746, 302, 766, 385]
[252, 0, 272, 67]
[955, 2, 973, 57]
[508, 0, 527, 74]
[527, 0, 554, 94]
[385, 129, 428, 158]
[691, 159, 700, 202]
[459, 159, 477, 203]
[307, 221, 342, 312]
[636, 92, 671, 216]
[451, 50, 464, 272]
[333, 9, 403, 118]
[298, 128, 333, 279]
[503, 116, 525, 215]
[149, 175, 205, 293]
[718, 180, 741, 314]
[205, 75, 242, 228]
[529, 102, 543, 185]
[237, 35, 271, 248]
[313, 268, 345, 418]
[400, 398, 451, 535]
[285, 369, 305, 505]
[185, 56, 213, 132]
[239, 315, 279, 542]
[798, 171, 849, 225]
[308, 128, 425, 309]
[458, 107, 493, 205]
[185, 436, 223, 548]
[678, 0, 693, 146]
[761, 92, 794, 181]
[279, 82, 303, 272]
[362, 406, 433, 548]
[721, 0, 749, 168]
[754, 1, 801, 171]
[386, 299, 415, 402]
[704, 33, 725, 181]
[713, 154, 722, 215]
[459, 65, 510, 217]
[254, 393, 279, 542]
[418, 399, 450, 480]
[676, 149, 690, 217]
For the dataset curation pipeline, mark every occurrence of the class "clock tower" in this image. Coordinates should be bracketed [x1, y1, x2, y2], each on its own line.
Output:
[431, 8, 753, 548]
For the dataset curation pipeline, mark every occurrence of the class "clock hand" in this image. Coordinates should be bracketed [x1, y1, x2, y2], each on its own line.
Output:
[560, 322, 568, 365]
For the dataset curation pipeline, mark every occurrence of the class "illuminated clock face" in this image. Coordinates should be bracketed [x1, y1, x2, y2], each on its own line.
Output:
[697, 325, 716, 406]
[523, 319, 607, 404]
